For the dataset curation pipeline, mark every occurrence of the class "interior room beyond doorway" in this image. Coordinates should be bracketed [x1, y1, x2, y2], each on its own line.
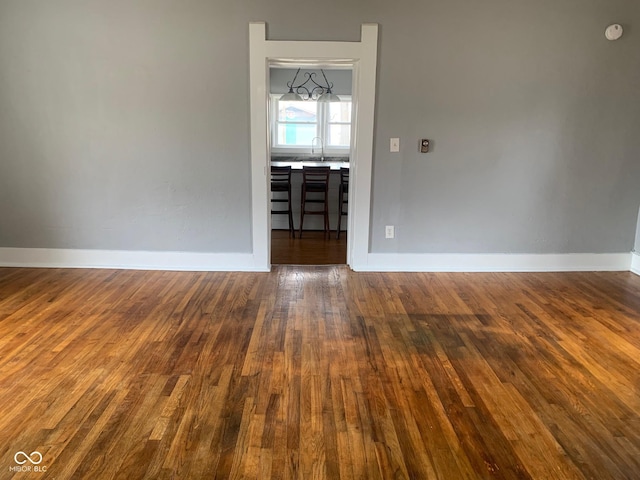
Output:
[269, 65, 352, 265]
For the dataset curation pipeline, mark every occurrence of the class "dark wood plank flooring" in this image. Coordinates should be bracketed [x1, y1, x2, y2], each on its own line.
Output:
[0, 267, 639, 479]
[271, 230, 346, 265]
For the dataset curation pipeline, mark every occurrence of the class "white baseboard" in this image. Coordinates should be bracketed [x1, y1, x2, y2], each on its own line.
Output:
[0, 248, 266, 272]
[0, 248, 634, 274]
[632, 252, 640, 276]
[356, 252, 633, 273]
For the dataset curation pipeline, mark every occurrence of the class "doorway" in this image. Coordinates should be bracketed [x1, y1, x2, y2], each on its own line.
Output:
[269, 65, 352, 265]
[249, 23, 378, 271]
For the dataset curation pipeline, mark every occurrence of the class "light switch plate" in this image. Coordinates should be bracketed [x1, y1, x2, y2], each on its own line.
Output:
[385, 225, 395, 239]
[390, 138, 400, 153]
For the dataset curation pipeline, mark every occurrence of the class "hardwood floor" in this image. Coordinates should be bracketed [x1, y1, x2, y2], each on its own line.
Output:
[271, 230, 346, 265]
[1, 267, 639, 479]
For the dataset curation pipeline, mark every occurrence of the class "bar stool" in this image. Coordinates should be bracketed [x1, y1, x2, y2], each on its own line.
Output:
[271, 165, 295, 237]
[299, 166, 330, 238]
[336, 167, 349, 239]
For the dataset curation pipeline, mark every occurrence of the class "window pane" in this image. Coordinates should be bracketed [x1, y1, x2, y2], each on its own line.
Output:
[277, 124, 317, 146]
[328, 101, 352, 122]
[278, 101, 317, 122]
[328, 124, 351, 147]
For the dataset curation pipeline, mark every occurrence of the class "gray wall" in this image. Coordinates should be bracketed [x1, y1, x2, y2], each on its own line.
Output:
[1, 0, 639, 255]
[0, 1, 253, 252]
[370, 1, 640, 254]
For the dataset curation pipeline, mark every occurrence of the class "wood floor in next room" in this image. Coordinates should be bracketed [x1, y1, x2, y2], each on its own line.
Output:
[0, 266, 639, 479]
[272, 229, 347, 265]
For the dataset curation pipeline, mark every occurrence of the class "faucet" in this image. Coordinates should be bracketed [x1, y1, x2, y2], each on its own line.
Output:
[311, 137, 324, 161]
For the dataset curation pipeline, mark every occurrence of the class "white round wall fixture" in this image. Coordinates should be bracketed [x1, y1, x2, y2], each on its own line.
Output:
[605, 24, 623, 41]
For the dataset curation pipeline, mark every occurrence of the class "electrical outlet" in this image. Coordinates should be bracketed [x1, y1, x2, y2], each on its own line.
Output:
[385, 225, 395, 239]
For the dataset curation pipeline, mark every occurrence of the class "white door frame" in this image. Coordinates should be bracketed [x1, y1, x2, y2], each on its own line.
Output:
[249, 22, 378, 271]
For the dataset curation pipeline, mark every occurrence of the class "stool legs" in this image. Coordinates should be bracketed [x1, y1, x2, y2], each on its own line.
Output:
[299, 166, 331, 238]
[299, 185, 329, 237]
[271, 165, 295, 238]
[336, 167, 349, 239]
[286, 183, 295, 237]
[336, 183, 344, 239]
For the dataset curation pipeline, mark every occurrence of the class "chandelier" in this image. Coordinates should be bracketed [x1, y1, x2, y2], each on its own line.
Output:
[280, 68, 341, 103]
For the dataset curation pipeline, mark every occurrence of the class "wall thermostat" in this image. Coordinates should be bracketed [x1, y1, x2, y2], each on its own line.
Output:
[420, 139, 430, 153]
[605, 24, 623, 41]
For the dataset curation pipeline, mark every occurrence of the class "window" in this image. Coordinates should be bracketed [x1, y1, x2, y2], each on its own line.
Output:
[271, 95, 352, 154]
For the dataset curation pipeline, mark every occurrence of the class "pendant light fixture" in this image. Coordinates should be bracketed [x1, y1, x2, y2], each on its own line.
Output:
[280, 68, 341, 102]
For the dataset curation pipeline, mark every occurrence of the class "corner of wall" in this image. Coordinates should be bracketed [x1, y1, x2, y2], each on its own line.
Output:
[632, 251, 640, 276]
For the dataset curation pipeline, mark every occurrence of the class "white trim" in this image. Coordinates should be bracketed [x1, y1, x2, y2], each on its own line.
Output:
[249, 22, 379, 271]
[0, 248, 633, 273]
[631, 251, 640, 275]
[349, 25, 378, 269]
[0, 248, 265, 272]
[359, 253, 633, 273]
[249, 23, 271, 271]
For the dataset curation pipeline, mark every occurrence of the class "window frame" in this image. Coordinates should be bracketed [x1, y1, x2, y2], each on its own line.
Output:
[270, 94, 352, 156]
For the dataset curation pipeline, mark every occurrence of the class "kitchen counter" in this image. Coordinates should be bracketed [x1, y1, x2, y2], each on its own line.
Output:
[271, 157, 349, 170]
